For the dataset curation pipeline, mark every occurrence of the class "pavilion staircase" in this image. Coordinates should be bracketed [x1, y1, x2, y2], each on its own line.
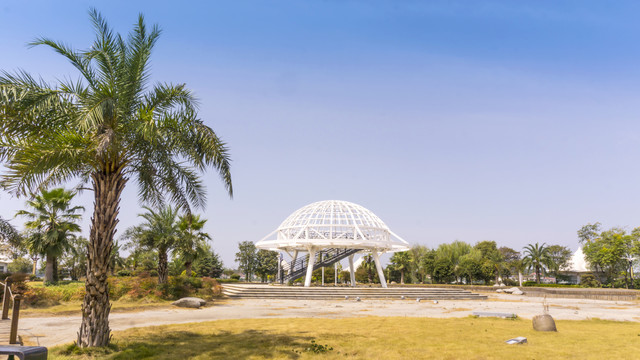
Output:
[283, 248, 362, 283]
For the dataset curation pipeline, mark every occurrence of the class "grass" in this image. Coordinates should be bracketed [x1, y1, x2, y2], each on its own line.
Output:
[48, 316, 640, 359]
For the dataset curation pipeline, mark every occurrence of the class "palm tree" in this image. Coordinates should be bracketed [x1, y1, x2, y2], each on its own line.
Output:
[390, 251, 413, 284]
[175, 214, 209, 277]
[0, 217, 20, 247]
[122, 206, 178, 284]
[16, 188, 83, 283]
[0, 10, 232, 347]
[522, 243, 553, 284]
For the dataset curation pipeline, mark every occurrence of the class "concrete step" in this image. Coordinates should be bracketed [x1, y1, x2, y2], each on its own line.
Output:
[221, 284, 487, 300]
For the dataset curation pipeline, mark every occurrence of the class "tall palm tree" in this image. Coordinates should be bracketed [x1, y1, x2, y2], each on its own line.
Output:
[175, 214, 209, 277]
[522, 243, 553, 284]
[16, 188, 83, 283]
[390, 251, 413, 284]
[0, 10, 232, 347]
[122, 206, 178, 284]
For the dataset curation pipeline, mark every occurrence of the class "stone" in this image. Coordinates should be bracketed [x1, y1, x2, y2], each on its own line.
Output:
[345, 296, 349, 300]
[356, 297, 361, 302]
[512, 289, 524, 295]
[496, 289, 503, 293]
[532, 314, 557, 332]
[416, 298, 421, 302]
[433, 300, 438, 304]
[505, 337, 527, 345]
[172, 297, 207, 309]
[400, 296, 405, 300]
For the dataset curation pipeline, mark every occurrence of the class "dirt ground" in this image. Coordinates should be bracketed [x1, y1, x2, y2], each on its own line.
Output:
[18, 293, 640, 348]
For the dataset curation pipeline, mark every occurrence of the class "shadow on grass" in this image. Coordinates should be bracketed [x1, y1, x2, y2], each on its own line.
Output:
[67, 329, 314, 360]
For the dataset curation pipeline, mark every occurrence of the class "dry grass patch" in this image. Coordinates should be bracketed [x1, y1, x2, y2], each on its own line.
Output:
[47, 316, 640, 359]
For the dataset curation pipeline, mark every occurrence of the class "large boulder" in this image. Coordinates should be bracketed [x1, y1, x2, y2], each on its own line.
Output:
[512, 289, 524, 295]
[172, 297, 207, 309]
[532, 314, 557, 332]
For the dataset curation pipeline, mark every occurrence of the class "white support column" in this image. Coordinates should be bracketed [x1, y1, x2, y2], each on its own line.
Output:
[372, 250, 387, 288]
[304, 248, 316, 287]
[334, 262, 338, 286]
[290, 250, 299, 275]
[348, 255, 356, 287]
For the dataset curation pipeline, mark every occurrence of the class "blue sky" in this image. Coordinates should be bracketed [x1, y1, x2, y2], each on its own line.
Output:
[2, 1, 640, 267]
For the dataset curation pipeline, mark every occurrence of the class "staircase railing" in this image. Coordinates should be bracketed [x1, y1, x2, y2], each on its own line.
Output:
[0, 279, 22, 344]
[282, 248, 362, 283]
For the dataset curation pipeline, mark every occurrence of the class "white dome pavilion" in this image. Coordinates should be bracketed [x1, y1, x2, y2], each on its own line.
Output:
[257, 200, 409, 287]
[256, 200, 409, 252]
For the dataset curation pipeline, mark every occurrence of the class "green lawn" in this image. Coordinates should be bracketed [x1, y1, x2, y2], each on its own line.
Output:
[49, 316, 640, 359]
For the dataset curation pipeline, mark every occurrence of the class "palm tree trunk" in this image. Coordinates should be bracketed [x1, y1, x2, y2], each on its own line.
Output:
[185, 262, 192, 277]
[44, 254, 54, 283]
[158, 248, 168, 284]
[77, 169, 126, 348]
[53, 257, 59, 282]
[400, 270, 405, 284]
[536, 265, 541, 284]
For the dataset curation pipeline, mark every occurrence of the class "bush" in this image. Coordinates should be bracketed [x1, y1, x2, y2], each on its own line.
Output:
[116, 269, 132, 277]
[230, 274, 240, 281]
[580, 274, 601, 288]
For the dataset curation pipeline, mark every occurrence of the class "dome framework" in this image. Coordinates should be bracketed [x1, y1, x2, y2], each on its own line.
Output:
[257, 200, 409, 287]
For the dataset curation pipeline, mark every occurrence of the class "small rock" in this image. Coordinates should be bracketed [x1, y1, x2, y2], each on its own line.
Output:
[401, 296, 405, 300]
[433, 300, 438, 304]
[505, 337, 527, 345]
[356, 297, 361, 302]
[172, 297, 207, 309]
[416, 298, 421, 302]
[512, 289, 524, 295]
[496, 289, 504, 293]
[532, 314, 557, 332]
[345, 296, 349, 300]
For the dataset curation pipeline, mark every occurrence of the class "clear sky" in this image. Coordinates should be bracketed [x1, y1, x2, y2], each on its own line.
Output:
[2, 1, 640, 267]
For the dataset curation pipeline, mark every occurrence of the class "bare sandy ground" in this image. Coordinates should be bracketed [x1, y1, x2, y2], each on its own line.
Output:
[18, 293, 640, 348]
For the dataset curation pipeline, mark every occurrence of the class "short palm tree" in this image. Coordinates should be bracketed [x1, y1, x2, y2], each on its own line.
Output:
[522, 243, 553, 284]
[390, 251, 413, 284]
[122, 206, 179, 284]
[0, 10, 232, 347]
[175, 214, 210, 277]
[16, 188, 83, 283]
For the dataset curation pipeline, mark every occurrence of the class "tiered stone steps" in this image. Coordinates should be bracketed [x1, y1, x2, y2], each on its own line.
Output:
[223, 284, 487, 300]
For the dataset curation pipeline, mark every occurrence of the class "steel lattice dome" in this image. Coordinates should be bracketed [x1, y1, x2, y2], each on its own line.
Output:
[256, 200, 409, 252]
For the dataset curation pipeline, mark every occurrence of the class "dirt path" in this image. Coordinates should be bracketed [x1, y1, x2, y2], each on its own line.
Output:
[19, 294, 640, 348]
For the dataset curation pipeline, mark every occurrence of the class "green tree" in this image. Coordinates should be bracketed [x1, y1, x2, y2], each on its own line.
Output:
[175, 214, 210, 277]
[458, 248, 484, 284]
[8, 257, 32, 274]
[0, 10, 233, 347]
[123, 206, 178, 284]
[361, 254, 376, 283]
[409, 245, 429, 283]
[546, 245, 573, 281]
[474, 240, 504, 284]
[578, 224, 636, 286]
[499, 247, 522, 285]
[436, 241, 471, 283]
[60, 236, 89, 280]
[255, 250, 278, 282]
[193, 245, 224, 278]
[16, 188, 83, 283]
[389, 251, 413, 284]
[522, 243, 553, 284]
[235, 241, 257, 281]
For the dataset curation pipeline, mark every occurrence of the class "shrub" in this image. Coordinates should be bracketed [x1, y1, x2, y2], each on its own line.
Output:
[580, 274, 601, 288]
[230, 274, 240, 281]
[117, 269, 132, 277]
